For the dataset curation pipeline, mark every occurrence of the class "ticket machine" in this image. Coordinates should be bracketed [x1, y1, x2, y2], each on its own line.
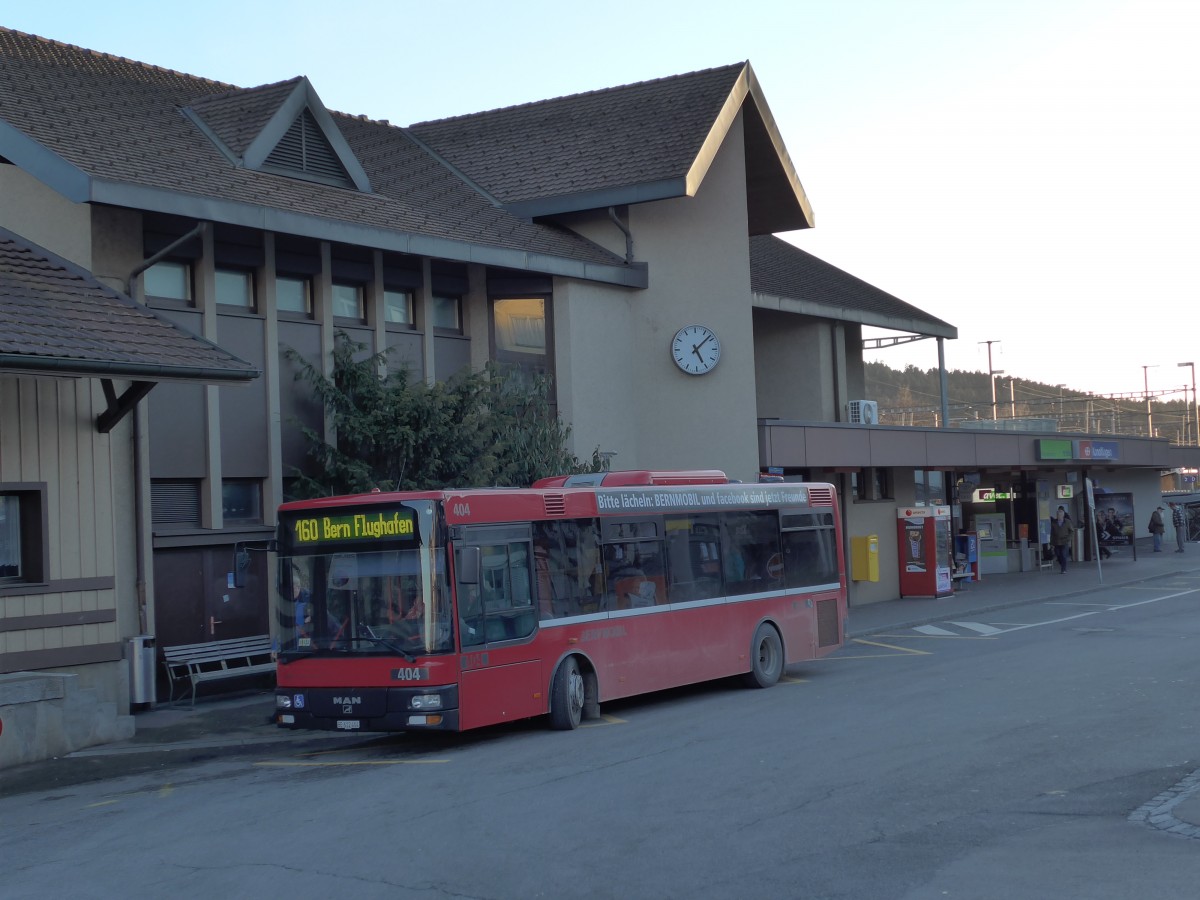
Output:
[973, 513, 1008, 575]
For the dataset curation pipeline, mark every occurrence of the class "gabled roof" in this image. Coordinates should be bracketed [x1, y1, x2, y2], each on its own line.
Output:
[410, 62, 814, 234]
[0, 227, 259, 383]
[750, 235, 957, 340]
[183, 76, 371, 191]
[0, 29, 639, 287]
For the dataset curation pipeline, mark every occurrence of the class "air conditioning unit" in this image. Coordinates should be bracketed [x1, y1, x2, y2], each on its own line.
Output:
[848, 400, 879, 425]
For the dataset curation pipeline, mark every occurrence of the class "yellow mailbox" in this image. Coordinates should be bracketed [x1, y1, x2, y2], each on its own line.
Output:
[851, 534, 879, 582]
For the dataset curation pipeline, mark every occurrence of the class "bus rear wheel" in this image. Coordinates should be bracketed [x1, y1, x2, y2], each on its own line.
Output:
[743, 623, 783, 688]
[550, 656, 585, 730]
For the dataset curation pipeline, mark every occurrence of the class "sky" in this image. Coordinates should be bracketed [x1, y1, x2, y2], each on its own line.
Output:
[6, 0, 1198, 400]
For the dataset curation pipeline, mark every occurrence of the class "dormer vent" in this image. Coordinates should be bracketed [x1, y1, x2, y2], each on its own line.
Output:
[263, 109, 351, 185]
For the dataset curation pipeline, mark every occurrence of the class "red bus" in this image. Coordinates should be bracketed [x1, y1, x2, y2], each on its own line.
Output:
[271, 471, 846, 732]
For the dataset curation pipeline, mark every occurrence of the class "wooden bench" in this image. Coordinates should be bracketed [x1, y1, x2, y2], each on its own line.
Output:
[162, 635, 274, 706]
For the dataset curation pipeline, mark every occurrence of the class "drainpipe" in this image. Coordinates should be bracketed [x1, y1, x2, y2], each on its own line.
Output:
[126, 221, 208, 295]
[123, 221, 207, 638]
[608, 207, 633, 264]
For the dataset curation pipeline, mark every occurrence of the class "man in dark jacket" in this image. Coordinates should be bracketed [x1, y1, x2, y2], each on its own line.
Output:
[1150, 506, 1166, 552]
[1050, 506, 1074, 574]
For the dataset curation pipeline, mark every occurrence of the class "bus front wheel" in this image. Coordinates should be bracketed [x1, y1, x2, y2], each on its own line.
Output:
[550, 656, 585, 730]
[743, 623, 783, 689]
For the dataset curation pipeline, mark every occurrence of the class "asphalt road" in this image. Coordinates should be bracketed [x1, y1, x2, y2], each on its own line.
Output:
[4, 574, 1200, 899]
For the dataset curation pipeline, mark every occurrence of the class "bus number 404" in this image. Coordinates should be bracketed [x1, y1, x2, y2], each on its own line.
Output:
[452, 503, 471, 517]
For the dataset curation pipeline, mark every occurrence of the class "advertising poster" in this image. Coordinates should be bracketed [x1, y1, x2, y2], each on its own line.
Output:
[1093, 492, 1135, 547]
[903, 522, 926, 573]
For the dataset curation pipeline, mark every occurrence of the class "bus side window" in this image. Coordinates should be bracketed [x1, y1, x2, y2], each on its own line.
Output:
[534, 520, 604, 618]
[721, 510, 781, 596]
[476, 541, 536, 642]
[781, 527, 838, 587]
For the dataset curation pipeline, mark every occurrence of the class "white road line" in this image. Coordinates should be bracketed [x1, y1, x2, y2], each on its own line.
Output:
[992, 588, 1200, 634]
[950, 621, 1003, 635]
[913, 625, 957, 636]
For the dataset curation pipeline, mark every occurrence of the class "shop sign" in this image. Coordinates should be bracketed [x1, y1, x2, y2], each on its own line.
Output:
[1037, 439, 1073, 460]
[1075, 439, 1119, 461]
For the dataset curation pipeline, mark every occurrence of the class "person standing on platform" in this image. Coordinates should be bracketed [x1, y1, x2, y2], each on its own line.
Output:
[1050, 506, 1074, 574]
[1150, 506, 1166, 552]
[1172, 502, 1186, 553]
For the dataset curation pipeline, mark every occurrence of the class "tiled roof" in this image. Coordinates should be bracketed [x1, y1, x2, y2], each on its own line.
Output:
[187, 78, 303, 158]
[0, 29, 626, 276]
[750, 235, 956, 338]
[0, 228, 259, 382]
[409, 64, 746, 207]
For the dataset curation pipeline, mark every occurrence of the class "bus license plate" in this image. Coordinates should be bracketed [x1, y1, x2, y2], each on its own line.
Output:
[336, 720, 360, 731]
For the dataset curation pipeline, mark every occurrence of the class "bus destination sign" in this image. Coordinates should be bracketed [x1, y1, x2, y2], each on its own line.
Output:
[288, 508, 416, 547]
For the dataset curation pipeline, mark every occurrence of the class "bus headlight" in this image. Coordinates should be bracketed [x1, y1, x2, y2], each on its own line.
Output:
[410, 693, 443, 710]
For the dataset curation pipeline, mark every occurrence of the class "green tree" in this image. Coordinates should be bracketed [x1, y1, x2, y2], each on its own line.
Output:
[285, 332, 600, 498]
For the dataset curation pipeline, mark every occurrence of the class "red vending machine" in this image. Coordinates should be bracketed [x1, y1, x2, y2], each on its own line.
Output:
[897, 506, 953, 598]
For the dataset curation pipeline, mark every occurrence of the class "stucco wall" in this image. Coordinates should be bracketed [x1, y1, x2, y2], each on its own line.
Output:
[753, 310, 836, 421]
[552, 277, 639, 467]
[0, 165, 91, 266]
[609, 113, 760, 481]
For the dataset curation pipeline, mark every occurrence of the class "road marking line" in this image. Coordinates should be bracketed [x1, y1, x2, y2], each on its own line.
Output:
[780, 675, 809, 684]
[950, 621, 1003, 635]
[255, 759, 449, 767]
[582, 714, 625, 728]
[914, 625, 956, 636]
[85, 799, 121, 808]
[992, 588, 1200, 633]
[851, 638, 932, 655]
[869, 633, 994, 640]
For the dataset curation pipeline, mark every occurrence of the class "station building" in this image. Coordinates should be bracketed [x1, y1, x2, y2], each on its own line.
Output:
[2, 29, 1197, 754]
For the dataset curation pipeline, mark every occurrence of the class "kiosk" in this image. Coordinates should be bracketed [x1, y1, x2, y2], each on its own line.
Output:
[897, 506, 953, 598]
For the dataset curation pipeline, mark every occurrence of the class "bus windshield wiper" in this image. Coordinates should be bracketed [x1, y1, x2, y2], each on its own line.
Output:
[351, 627, 416, 662]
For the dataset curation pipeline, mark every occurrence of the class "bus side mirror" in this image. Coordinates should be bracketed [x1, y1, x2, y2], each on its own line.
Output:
[457, 546, 481, 585]
[232, 544, 251, 588]
[230, 539, 274, 588]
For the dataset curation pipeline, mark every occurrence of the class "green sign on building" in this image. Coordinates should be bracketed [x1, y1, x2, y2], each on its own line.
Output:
[1037, 439, 1074, 461]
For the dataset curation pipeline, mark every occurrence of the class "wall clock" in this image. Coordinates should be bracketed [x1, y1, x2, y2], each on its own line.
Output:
[671, 324, 721, 375]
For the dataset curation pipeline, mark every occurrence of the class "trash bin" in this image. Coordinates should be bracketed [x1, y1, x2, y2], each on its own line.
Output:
[128, 635, 156, 705]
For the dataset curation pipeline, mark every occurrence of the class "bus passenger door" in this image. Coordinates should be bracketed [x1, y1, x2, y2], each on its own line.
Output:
[456, 529, 543, 730]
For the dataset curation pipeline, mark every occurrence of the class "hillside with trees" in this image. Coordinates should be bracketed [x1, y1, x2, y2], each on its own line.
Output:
[865, 362, 1198, 444]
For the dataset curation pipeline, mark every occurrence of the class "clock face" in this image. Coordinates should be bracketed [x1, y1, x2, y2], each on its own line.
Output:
[671, 324, 721, 375]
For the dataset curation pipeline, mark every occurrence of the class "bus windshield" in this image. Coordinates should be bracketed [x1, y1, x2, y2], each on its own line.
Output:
[274, 500, 452, 658]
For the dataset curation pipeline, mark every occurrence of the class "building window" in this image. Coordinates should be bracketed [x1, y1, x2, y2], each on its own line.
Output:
[852, 468, 892, 502]
[0, 493, 23, 580]
[914, 470, 946, 507]
[276, 276, 312, 316]
[432, 295, 462, 332]
[491, 297, 550, 383]
[222, 480, 262, 523]
[384, 289, 414, 327]
[215, 268, 255, 309]
[494, 298, 546, 353]
[332, 282, 365, 321]
[0, 486, 47, 583]
[143, 261, 192, 303]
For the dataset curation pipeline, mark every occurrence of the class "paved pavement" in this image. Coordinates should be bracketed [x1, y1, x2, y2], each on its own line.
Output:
[4, 538, 1200, 836]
